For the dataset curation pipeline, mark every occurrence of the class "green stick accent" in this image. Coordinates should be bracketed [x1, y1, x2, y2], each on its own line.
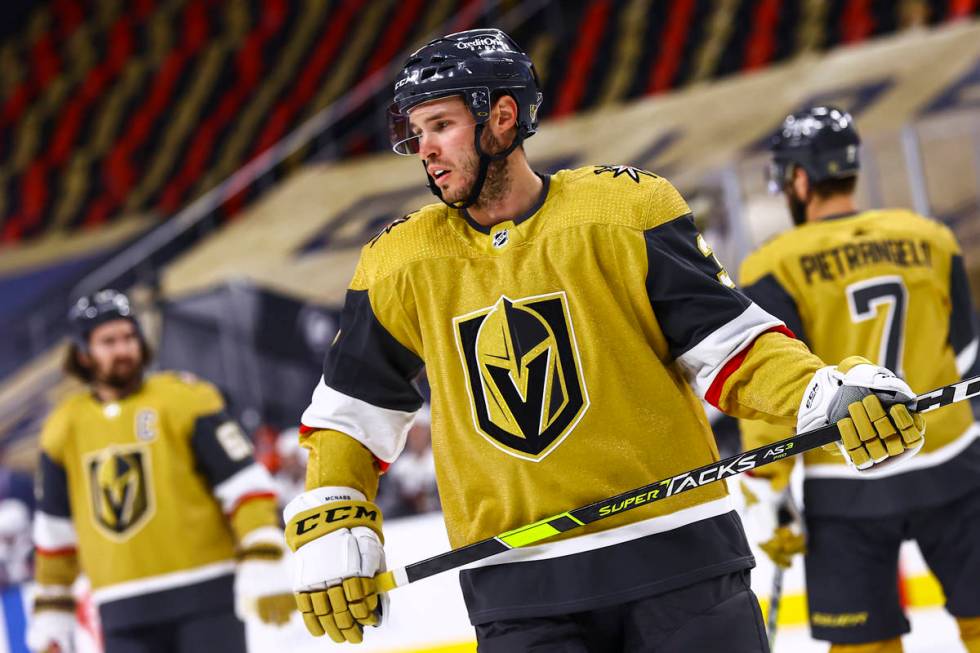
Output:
[498, 512, 580, 548]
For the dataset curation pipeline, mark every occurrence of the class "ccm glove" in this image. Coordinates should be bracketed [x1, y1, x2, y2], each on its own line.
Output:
[284, 487, 386, 644]
[798, 356, 925, 473]
[741, 461, 805, 569]
[26, 589, 75, 653]
[234, 527, 296, 626]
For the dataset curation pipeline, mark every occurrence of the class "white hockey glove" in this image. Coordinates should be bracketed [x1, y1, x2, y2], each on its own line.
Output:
[284, 487, 387, 644]
[235, 527, 296, 626]
[26, 589, 75, 653]
[798, 356, 925, 474]
[741, 467, 805, 569]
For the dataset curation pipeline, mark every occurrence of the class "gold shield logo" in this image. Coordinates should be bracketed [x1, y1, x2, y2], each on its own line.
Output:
[454, 291, 589, 461]
[86, 445, 154, 541]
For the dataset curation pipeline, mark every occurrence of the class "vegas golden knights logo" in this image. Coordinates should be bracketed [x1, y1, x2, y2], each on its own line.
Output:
[86, 445, 154, 540]
[453, 291, 589, 461]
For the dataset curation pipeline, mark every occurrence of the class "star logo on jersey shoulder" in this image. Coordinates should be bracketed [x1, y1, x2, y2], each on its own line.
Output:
[593, 165, 657, 183]
[369, 214, 413, 247]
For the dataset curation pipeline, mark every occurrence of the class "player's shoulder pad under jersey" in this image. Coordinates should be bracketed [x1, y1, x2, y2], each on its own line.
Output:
[865, 208, 962, 254]
[39, 392, 89, 459]
[352, 205, 463, 291]
[148, 371, 225, 416]
[739, 229, 802, 288]
[558, 165, 690, 230]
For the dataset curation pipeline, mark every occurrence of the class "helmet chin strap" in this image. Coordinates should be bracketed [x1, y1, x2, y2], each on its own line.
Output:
[425, 124, 524, 210]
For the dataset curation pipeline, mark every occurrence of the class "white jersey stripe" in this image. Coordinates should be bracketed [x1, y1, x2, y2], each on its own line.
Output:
[676, 303, 785, 400]
[213, 463, 277, 514]
[91, 560, 236, 605]
[301, 377, 418, 464]
[956, 337, 978, 377]
[32, 512, 77, 551]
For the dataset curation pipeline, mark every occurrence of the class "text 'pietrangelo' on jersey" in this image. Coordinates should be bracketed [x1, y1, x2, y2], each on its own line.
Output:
[298, 165, 827, 623]
[34, 372, 279, 630]
[739, 209, 980, 518]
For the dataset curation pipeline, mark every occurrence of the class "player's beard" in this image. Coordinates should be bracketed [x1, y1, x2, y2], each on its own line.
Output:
[442, 130, 511, 207]
[94, 356, 143, 392]
[787, 190, 808, 226]
[473, 131, 510, 210]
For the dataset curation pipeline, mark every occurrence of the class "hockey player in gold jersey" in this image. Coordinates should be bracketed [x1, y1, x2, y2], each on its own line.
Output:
[739, 106, 980, 653]
[283, 31, 927, 652]
[27, 290, 295, 653]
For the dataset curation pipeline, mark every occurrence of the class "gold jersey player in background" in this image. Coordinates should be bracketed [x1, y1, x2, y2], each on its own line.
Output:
[28, 290, 295, 653]
[283, 31, 926, 652]
[739, 106, 980, 653]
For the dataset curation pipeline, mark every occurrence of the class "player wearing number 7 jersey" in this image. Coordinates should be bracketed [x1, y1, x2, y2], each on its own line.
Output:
[739, 106, 980, 653]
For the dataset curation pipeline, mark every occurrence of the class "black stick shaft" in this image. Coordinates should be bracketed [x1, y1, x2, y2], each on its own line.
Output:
[379, 374, 980, 591]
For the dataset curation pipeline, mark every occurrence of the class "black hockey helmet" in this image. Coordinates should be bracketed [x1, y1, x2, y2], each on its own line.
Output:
[68, 289, 142, 349]
[388, 29, 543, 208]
[768, 105, 861, 194]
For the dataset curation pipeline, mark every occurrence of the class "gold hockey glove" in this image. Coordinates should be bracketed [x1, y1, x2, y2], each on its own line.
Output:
[741, 466, 805, 569]
[284, 487, 386, 644]
[798, 357, 925, 473]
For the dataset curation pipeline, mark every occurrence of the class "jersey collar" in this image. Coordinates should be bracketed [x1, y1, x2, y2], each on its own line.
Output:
[458, 173, 551, 235]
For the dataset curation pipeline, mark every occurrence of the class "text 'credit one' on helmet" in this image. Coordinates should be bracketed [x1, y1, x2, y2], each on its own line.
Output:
[767, 105, 861, 194]
[388, 28, 543, 156]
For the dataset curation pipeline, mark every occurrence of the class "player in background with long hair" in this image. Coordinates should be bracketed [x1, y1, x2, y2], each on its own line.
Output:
[28, 290, 295, 653]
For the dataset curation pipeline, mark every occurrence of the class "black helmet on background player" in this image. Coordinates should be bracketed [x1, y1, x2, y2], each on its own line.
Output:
[767, 105, 861, 194]
[388, 28, 543, 209]
[68, 289, 143, 349]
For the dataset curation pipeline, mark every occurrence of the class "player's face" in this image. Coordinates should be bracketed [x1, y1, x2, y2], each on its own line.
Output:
[409, 97, 480, 204]
[85, 319, 143, 388]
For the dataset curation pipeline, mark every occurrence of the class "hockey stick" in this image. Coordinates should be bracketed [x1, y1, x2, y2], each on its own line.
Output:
[767, 565, 784, 651]
[766, 494, 802, 651]
[375, 374, 980, 593]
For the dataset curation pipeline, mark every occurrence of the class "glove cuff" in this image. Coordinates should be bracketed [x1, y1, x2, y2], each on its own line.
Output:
[33, 585, 75, 614]
[238, 527, 286, 562]
[284, 487, 383, 552]
[283, 486, 367, 522]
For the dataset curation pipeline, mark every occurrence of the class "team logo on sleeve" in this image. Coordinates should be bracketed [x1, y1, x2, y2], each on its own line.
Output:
[453, 291, 590, 461]
[85, 445, 155, 541]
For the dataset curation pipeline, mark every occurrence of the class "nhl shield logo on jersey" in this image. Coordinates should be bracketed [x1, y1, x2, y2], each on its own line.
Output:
[85, 445, 155, 541]
[453, 291, 590, 461]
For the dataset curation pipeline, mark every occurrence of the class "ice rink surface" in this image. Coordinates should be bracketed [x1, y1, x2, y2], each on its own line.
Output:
[772, 608, 966, 653]
[248, 510, 969, 653]
[248, 605, 966, 652]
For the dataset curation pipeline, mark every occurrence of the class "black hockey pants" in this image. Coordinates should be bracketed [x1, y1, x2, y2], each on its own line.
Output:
[475, 570, 769, 653]
[101, 608, 246, 653]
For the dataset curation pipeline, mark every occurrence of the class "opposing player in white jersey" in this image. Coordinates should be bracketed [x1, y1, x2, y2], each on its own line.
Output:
[283, 30, 926, 652]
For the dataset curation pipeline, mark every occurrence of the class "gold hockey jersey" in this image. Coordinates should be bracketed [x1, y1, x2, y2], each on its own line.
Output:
[739, 209, 980, 517]
[34, 372, 278, 630]
[301, 166, 825, 623]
